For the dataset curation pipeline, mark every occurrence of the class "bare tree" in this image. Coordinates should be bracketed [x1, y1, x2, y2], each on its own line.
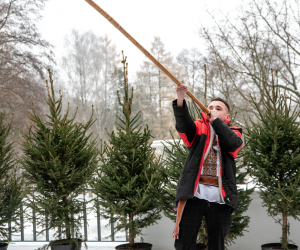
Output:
[135, 60, 158, 132]
[61, 30, 120, 139]
[135, 37, 182, 140]
[200, 0, 300, 109]
[62, 30, 97, 108]
[0, 0, 53, 80]
[177, 48, 204, 95]
[204, 54, 254, 117]
[101, 35, 119, 121]
[0, 0, 54, 148]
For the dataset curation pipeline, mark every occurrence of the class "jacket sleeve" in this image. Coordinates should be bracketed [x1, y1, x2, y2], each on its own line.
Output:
[172, 99, 197, 147]
[211, 118, 243, 158]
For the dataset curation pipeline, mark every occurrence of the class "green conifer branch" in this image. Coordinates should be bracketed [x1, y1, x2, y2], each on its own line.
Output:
[91, 53, 163, 246]
[244, 71, 300, 249]
[0, 112, 26, 243]
[20, 69, 99, 248]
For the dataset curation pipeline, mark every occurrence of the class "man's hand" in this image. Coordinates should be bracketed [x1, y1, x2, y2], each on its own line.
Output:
[208, 109, 218, 124]
[176, 84, 188, 107]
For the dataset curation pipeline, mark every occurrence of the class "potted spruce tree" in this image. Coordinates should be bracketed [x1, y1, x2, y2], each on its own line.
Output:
[90, 52, 164, 250]
[20, 69, 99, 250]
[159, 101, 254, 250]
[243, 75, 300, 250]
[0, 113, 26, 250]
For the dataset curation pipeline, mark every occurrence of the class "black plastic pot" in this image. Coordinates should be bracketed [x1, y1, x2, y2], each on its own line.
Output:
[0, 243, 8, 250]
[261, 243, 298, 250]
[51, 239, 82, 250]
[115, 243, 152, 250]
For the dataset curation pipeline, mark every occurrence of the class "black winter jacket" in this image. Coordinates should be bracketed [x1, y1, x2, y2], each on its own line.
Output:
[173, 99, 243, 213]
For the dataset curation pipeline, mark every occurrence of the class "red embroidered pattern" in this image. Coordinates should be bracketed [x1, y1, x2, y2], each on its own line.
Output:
[200, 134, 220, 187]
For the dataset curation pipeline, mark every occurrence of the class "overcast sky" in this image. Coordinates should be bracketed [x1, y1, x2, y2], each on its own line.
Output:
[38, 0, 241, 80]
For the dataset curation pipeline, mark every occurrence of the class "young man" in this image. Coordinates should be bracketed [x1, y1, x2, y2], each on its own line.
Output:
[172, 84, 243, 250]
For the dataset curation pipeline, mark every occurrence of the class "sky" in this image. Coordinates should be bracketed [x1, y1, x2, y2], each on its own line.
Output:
[37, 0, 241, 80]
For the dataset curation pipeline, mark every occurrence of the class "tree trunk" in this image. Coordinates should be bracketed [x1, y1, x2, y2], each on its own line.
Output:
[158, 69, 163, 133]
[149, 72, 153, 127]
[80, 71, 84, 108]
[129, 212, 134, 246]
[104, 54, 108, 121]
[282, 210, 288, 246]
[63, 195, 71, 240]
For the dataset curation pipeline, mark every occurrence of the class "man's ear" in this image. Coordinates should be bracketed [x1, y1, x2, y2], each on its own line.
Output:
[226, 114, 231, 120]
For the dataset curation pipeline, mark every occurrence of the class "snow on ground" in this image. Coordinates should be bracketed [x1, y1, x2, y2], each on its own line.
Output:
[8, 242, 127, 250]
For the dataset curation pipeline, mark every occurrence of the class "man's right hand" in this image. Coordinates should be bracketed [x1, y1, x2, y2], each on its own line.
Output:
[176, 84, 188, 107]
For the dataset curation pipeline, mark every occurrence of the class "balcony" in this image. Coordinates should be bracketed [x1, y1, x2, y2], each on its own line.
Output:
[7, 140, 300, 250]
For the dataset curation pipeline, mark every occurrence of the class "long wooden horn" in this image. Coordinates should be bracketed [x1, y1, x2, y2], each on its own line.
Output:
[85, 0, 210, 114]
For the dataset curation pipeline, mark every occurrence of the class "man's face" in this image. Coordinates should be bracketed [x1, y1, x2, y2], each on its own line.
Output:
[208, 101, 231, 122]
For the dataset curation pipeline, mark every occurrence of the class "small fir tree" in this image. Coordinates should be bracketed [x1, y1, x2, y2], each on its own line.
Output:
[159, 101, 253, 249]
[20, 69, 99, 249]
[243, 73, 300, 250]
[0, 113, 25, 246]
[90, 52, 163, 247]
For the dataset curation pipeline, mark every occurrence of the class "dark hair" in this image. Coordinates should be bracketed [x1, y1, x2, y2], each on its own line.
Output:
[210, 97, 230, 113]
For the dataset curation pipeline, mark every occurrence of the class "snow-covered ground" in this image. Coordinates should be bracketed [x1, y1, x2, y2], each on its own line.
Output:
[8, 241, 127, 250]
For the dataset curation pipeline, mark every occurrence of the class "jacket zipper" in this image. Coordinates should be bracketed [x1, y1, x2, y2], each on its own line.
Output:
[194, 115, 211, 196]
[217, 137, 226, 203]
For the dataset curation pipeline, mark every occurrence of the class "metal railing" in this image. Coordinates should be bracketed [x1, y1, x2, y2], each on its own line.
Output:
[8, 191, 129, 242]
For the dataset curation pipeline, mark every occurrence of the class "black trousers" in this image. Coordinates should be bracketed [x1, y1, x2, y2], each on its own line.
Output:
[174, 197, 232, 250]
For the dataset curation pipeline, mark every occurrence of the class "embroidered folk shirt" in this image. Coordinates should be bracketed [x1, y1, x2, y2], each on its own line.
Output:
[194, 129, 226, 204]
